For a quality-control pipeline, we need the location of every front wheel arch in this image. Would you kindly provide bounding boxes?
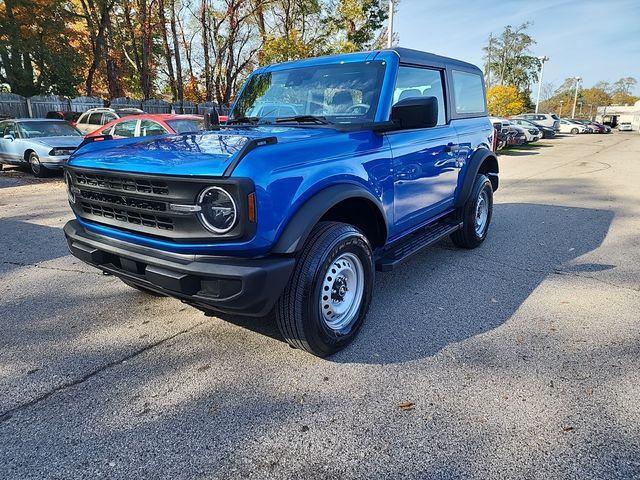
[272,185,388,254]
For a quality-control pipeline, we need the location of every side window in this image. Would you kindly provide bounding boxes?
[140,120,167,137]
[112,120,137,138]
[5,122,17,136]
[393,66,446,126]
[103,113,117,123]
[77,113,87,124]
[452,70,485,116]
[100,125,113,135]
[88,113,103,125]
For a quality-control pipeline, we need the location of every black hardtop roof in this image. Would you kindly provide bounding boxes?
[389,47,482,73]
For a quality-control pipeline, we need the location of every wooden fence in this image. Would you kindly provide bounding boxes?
[0,93,229,119]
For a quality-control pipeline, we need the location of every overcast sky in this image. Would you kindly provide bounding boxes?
[394,0,640,94]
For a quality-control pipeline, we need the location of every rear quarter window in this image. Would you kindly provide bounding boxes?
[451,70,486,116]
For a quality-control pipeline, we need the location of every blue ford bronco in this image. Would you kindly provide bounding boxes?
[63,48,498,357]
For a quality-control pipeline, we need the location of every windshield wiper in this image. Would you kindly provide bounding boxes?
[226,116,260,125]
[274,115,331,125]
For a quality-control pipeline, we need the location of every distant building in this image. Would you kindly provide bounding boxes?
[597,100,640,130]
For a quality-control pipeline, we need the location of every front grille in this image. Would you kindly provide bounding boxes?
[75,171,169,196]
[80,201,174,230]
[67,167,253,242]
[79,189,166,212]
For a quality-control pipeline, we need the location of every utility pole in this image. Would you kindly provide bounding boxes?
[387,0,394,48]
[535,56,549,113]
[571,77,581,118]
[486,33,493,87]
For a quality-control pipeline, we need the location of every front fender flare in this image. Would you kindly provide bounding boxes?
[454,148,499,208]
[271,184,387,254]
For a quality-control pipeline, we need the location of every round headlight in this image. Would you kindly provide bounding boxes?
[197,186,237,234]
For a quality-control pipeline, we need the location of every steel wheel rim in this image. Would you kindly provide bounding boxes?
[475,189,489,236]
[30,155,40,174]
[319,252,364,331]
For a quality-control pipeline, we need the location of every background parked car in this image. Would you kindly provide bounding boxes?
[510,118,556,139]
[559,119,587,134]
[568,119,599,133]
[491,117,528,146]
[618,122,633,131]
[513,113,560,131]
[86,114,205,139]
[0,118,83,177]
[570,119,608,133]
[507,118,546,141]
[45,111,82,125]
[75,107,144,134]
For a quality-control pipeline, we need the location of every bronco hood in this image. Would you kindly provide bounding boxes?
[68,126,338,176]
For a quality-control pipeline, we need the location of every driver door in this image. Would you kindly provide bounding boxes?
[386,66,461,235]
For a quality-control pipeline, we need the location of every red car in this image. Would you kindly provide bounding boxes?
[85,113,206,139]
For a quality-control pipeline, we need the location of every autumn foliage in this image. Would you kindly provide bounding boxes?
[486,85,525,117]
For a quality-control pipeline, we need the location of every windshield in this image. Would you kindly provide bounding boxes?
[18,121,82,138]
[230,60,387,124]
[166,118,205,134]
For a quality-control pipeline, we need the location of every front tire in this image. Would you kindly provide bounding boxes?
[451,174,493,249]
[275,222,374,357]
[571,128,579,135]
[29,152,50,178]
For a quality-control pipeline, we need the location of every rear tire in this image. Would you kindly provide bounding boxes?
[275,222,374,357]
[29,152,50,178]
[451,174,493,249]
[571,128,579,135]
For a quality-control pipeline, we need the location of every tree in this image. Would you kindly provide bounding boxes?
[0,0,85,95]
[78,0,120,97]
[611,77,638,105]
[486,85,524,117]
[482,23,540,93]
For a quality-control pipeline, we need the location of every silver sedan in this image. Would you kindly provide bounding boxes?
[0,119,84,177]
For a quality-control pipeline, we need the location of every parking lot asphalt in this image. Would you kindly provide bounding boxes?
[1,132,639,479]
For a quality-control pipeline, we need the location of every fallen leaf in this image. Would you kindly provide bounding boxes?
[398,401,415,411]
[585,388,593,396]
[491,298,498,303]
[562,426,574,432]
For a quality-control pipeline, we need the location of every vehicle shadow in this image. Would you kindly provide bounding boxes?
[222,203,614,364]
[0,219,70,272]
[0,166,62,189]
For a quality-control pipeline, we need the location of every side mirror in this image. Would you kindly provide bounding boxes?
[3,134,14,141]
[391,96,439,130]
[204,108,220,129]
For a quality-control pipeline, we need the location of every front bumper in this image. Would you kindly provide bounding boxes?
[63,220,295,316]
[41,155,70,169]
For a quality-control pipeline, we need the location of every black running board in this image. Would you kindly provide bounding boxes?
[376,220,462,272]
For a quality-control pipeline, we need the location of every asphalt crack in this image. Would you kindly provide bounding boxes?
[0,320,206,424]
[1,260,99,275]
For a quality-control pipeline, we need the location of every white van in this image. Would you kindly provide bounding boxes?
[75,107,143,134]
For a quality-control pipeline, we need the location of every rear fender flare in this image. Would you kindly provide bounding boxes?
[454,148,499,208]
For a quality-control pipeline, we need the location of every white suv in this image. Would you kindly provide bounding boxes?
[513,113,560,131]
[75,107,144,134]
